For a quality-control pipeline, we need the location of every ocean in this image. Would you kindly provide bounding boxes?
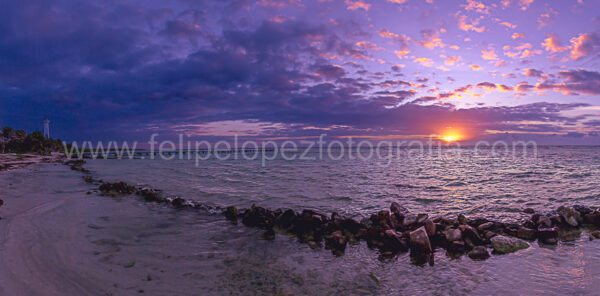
[1,146,600,294]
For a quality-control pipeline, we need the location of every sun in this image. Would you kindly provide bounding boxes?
[442,135,459,142]
[440,127,464,142]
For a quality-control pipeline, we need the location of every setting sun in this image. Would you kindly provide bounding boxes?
[440,127,465,142]
[442,135,459,142]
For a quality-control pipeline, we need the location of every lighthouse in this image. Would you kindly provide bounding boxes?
[44,118,50,138]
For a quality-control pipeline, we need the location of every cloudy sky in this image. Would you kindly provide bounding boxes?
[1,0,599,143]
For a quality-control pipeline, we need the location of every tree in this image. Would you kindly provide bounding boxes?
[1,127,15,140]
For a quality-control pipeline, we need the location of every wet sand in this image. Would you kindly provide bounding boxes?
[0,153,65,171]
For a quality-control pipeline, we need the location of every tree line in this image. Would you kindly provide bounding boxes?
[0,126,64,154]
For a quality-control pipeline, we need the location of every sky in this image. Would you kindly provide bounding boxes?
[0,0,599,144]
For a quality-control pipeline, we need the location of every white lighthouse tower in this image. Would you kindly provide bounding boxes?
[43,118,50,138]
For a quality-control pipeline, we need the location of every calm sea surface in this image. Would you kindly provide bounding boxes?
[79,146,600,294]
[4,146,600,295]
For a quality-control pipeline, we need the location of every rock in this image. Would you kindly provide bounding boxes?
[137,188,164,202]
[340,218,362,234]
[384,229,408,252]
[424,219,436,237]
[536,215,552,228]
[503,224,520,237]
[224,206,239,222]
[557,206,581,227]
[459,225,483,245]
[477,222,494,232]
[517,227,537,240]
[409,227,432,253]
[274,209,296,229]
[291,210,325,235]
[591,230,600,239]
[326,230,348,251]
[537,227,558,244]
[447,240,465,253]
[444,228,462,242]
[458,214,468,225]
[549,214,562,226]
[573,205,592,215]
[416,214,429,224]
[523,219,536,229]
[372,210,392,229]
[403,214,418,226]
[242,205,276,228]
[98,182,136,195]
[523,208,535,214]
[483,230,497,240]
[468,217,491,228]
[490,235,529,254]
[468,246,490,260]
[171,198,186,208]
[584,210,600,226]
[390,202,408,219]
[360,217,373,229]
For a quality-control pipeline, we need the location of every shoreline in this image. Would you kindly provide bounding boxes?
[0,152,65,172]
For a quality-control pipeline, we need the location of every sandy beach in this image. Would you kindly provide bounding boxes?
[0,153,65,172]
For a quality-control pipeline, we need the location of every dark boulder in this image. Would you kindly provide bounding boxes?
[424,219,436,237]
[416,214,429,224]
[457,214,468,225]
[557,206,581,227]
[477,222,494,232]
[444,228,462,242]
[99,182,136,195]
[523,219,536,229]
[516,227,537,240]
[390,202,408,219]
[383,229,409,252]
[538,227,558,245]
[403,214,418,227]
[468,246,490,260]
[137,188,164,202]
[274,209,296,229]
[447,240,465,253]
[325,231,348,253]
[459,225,484,245]
[584,210,600,226]
[573,205,592,215]
[372,210,392,230]
[409,227,432,253]
[290,210,326,235]
[535,215,552,228]
[171,198,186,208]
[224,206,239,222]
[242,205,275,228]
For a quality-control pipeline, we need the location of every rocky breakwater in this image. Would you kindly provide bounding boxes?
[224,202,600,265]
[64,160,600,266]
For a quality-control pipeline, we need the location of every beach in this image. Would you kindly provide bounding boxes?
[0,148,600,295]
[0,153,65,172]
